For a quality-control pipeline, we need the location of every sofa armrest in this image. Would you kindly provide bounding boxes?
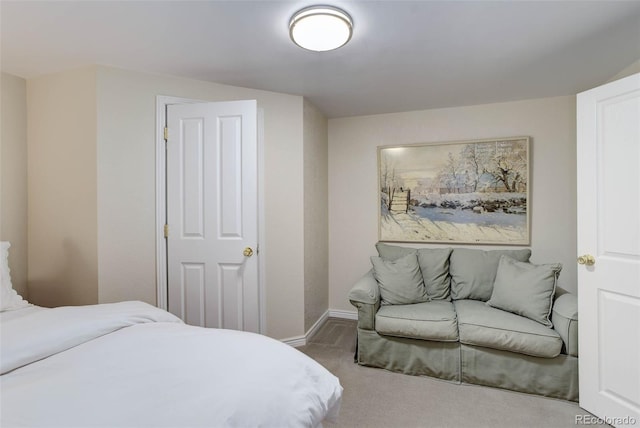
[552,293,578,357]
[348,269,379,304]
[348,269,381,330]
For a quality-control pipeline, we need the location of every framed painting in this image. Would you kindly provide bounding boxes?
[378,137,530,245]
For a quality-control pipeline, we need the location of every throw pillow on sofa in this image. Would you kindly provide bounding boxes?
[375,243,452,300]
[375,242,416,261]
[371,252,430,305]
[487,255,562,327]
[449,248,531,301]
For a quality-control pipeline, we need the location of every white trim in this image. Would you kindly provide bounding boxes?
[281,308,358,347]
[329,309,358,320]
[155,96,206,311]
[257,108,267,334]
[282,336,307,347]
[155,96,167,309]
[307,309,330,341]
[155,96,266,336]
[281,310,329,348]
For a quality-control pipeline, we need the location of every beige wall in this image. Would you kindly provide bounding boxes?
[95,66,306,340]
[303,99,329,331]
[0,73,28,298]
[26,67,98,307]
[21,65,310,340]
[328,96,578,312]
[608,58,640,82]
[23,64,616,337]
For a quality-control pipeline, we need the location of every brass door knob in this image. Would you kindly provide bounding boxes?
[243,247,254,257]
[577,254,595,266]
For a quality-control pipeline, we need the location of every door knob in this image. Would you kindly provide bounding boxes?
[243,247,254,257]
[577,254,595,266]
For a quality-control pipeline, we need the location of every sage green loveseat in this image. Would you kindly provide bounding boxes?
[348,244,579,401]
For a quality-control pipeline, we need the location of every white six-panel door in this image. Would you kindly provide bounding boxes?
[166,100,259,333]
[577,73,640,426]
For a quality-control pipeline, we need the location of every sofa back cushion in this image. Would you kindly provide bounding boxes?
[371,253,429,305]
[375,243,452,300]
[416,249,453,300]
[449,248,531,301]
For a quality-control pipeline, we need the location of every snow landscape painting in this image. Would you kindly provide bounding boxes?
[378,137,530,245]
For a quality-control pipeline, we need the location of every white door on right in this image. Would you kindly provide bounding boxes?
[577,72,640,427]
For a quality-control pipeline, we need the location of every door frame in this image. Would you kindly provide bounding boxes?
[155,95,267,333]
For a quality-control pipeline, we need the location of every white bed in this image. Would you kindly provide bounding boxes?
[0,243,342,427]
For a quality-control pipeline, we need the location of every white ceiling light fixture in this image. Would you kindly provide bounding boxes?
[289,5,353,52]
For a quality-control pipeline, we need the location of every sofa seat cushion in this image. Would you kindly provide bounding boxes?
[454,299,562,358]
[375,301,458,342]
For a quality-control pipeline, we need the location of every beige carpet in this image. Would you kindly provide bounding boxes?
[299,318,607,428]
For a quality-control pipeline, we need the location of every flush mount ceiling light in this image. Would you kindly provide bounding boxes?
[289,5,353,52]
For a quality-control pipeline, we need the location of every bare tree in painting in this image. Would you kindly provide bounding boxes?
[436,150,478,194]
[444,152,465,193]
[380,154,393,210]
[380,153,405,211]
[435,141,528,194]
[461,144,482,192]
[380,154,391,192]
[483,141,527,192]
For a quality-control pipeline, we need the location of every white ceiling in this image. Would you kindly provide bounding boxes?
[2,1,640,118]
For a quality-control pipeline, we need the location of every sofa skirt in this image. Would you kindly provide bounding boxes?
[356,329,579,401]
[461,344,579,402]
[356,329,460,382]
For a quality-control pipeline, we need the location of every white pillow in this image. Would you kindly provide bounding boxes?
[1,241,30,311]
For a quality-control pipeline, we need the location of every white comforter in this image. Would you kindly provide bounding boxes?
[0,302,342,427]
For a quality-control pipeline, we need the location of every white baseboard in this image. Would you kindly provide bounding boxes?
[329,309,358,320]
[282,336,307,347]
[307,309,330,341]
[281,309,329,347]
[281,308,357,347]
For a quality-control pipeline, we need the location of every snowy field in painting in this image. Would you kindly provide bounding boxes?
[380,192,528,244]
[380,210,527,243]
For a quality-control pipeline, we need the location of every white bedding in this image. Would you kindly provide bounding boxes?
[0,302,342,427]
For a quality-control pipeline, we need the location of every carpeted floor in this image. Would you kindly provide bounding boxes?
[299,318,607,428]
